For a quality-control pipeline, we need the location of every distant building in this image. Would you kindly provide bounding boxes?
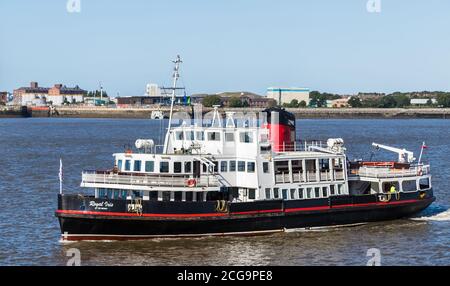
[327,97,350,108]
[13,82,49,106]
[219,92,275,108]
[266,87,310,105]
[117,96,160,107]
[146,84,161,97]
[410,98,437,106]
[0,92,7,105]
[13,82,86,106]
[47,84,86,105]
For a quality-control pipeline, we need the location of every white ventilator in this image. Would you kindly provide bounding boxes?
[135,139,155,150]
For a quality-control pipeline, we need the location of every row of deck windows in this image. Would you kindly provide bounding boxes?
[97,189,225,202]
[117,159,256,174]
[265,184,345,200]
[175,131,254,143]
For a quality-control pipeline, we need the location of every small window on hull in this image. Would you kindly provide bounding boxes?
[229,161,236,172]
[265,188,271,199]
[273,188,280,199]
[263,162,269,173]
[174,162,182,173]
[134,160,141,172]
[249,189,256,200]
[145,161,154,172]
[160,162,169,173]
[125,160,131,171]
[184,162,192,173]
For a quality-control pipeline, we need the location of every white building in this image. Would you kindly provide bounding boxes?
[410,98,437,106]
[146,83,161,97]
[266,87,310,105]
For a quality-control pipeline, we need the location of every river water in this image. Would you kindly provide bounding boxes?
[0,118,449,266]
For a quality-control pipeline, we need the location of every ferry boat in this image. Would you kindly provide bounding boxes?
[56,56,435,241]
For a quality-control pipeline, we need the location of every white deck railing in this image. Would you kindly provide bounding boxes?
[81,171,220,188]
[355,165,430,178]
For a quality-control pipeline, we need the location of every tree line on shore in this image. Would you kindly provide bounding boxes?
[202,91,450,108]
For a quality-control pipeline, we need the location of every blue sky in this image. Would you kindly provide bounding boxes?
[1,0,450,96]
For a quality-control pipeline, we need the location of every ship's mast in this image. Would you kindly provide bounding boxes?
[163,55,182,154]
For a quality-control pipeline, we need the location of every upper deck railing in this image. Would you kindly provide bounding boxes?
[81,170,220,188]
[351,164,430,179]
[262,140,331,153]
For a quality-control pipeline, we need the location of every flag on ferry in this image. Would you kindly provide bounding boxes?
[422,143,428,149]
[59,158,63,182]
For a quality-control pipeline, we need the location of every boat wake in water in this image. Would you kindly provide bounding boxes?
[411,205,450,221]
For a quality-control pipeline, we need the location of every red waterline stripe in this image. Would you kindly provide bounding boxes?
[55,210,227,218]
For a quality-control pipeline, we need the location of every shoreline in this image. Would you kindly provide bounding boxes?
[1,106,450,119]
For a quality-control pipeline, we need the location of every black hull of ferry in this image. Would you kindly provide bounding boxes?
[56,190,434,240]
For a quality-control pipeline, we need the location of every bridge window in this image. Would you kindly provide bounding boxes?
[263,162,269,173]
[419,178,430,190]
[220,161,228,172]
[207,132,221,141]
[239,132,253,143]
[184,162,192,173]
[125,160,131,171]
[117,160,123,170]
[247,162,255,173]
[174,162,182,173]
[145,161,154,172]
[134,160,142,172]
[160,161,169,173]
[238,161,246,172]
[225,133,235,142]
[196,131,204,141]
[402,180,417,192]
[229,161,236,172]
[175,131,184,140]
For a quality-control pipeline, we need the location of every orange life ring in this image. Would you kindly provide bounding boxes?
[187,179,197,187]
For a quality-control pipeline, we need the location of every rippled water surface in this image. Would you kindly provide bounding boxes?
[0,118,449,265]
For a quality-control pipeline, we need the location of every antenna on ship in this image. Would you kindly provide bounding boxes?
[163,55,182,154]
